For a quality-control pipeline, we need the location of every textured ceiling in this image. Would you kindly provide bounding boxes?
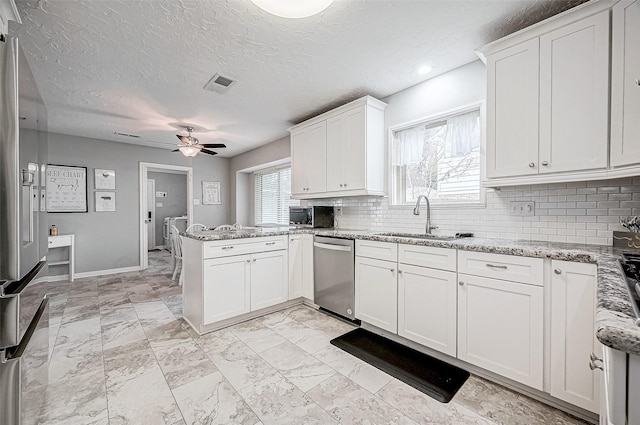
[12,0,585,157]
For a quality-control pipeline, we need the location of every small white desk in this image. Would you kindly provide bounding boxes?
[48,234,75,281]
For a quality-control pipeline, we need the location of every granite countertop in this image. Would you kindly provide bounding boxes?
[182,227,640,355]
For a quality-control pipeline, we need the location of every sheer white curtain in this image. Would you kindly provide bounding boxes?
[391,125,427,166]
[444,110,480,157]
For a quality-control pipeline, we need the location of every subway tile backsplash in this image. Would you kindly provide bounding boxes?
[308,177,640,246]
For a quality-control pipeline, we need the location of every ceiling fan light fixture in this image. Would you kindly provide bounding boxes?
[179,145,200,157]
[251,0,334,18]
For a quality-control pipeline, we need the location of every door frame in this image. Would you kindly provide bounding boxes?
[146,179,156,249]
[139,162,193,270]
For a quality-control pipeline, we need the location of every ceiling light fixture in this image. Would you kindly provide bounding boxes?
[418,65,433,75]
[178,145,200,157]
[251,0,334,18]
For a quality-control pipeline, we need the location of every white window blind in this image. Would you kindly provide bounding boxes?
[254,166,299,226]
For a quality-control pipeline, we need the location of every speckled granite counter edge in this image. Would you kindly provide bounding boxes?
[183,228,640,355]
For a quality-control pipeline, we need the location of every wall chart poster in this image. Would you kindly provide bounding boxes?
[95,191,116,212]
[46,165,88,213]
[202,181,221,205]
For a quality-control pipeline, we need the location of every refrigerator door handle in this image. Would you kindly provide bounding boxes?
[6,296,48,359]
[1,260,46,297]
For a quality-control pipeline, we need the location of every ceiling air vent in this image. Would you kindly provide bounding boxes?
[114,131,140,138]
[203,73,236,93]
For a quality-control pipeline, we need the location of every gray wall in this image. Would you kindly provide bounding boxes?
[148,171,187,247]
[228,136,291,225]
[47,132,229,275]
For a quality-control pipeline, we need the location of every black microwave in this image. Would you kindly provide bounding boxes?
[289,206,334,228]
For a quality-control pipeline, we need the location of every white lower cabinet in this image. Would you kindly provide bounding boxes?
[250,250,288,311]
[355,255,398,333]
[398,264,457,357]
[550,260,600,413]
[458,273,544,390]
[203,255,251,324]
[288,234,314,301]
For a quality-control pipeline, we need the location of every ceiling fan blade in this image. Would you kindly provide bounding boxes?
[176,135,189,145]
[171,149,180,152]
[200,149,218,156]
[200,143,226,148]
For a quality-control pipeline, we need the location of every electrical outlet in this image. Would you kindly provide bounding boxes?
[508,201,535,216]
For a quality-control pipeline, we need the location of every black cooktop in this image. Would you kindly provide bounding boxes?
[619,254,640,323]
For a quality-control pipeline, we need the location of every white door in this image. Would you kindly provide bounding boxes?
[550,260,600,413]
[250,250,288,311]
[291,121,327,195]
[458,274,544,390]
[146,179,155,249]
[203,255,251,324]
[326,107,366,192]
[355,256,398,333]
[486,38,539,178]
[539,11,609,174]
[611,0,640,167]
[398,264,457,357]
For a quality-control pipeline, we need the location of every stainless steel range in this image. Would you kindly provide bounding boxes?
[618,253,640,326]
[0,34,50,425]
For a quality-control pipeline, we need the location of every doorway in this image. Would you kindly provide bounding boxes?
[139,162,193,270]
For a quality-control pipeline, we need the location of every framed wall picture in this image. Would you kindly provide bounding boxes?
[95,168,116,189]
[95,191,116,212]
[46,165,88,213]
[202,181,221,205]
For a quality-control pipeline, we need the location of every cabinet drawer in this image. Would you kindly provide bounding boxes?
[48,235,72,248]
[203,236,287,259]
[458,251,543,286]
[398,244,456,272]
[356,240,397,262]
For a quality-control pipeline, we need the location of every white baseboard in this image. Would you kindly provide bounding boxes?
[47,265,142,282]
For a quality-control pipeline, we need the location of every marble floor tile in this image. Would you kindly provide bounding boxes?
[151,338,218,389]
[100,309,147,351]
[61,296,100,324]
[453,376,589,425]
[48,336,104,383]
[307,374,418,425]
[229,318,288,353]
[98,292,132,310]
[313,345,393,393]
[239,374,338,425]
[106,365,183,425]
[378,378,498,425]
[194,328,240,354]
[316,318,358,338]
[172,371,261,425]
[163,294,183,316]
[54,317,102,347]
[259,310,297,328]
[144,318,193,346]
[206,339,281,391]
[281,305,339,329]
[39,367,108,425]
[103,339,158,387]
[66,281,99,298]
[259,341,336,392]
[133,300,177,327]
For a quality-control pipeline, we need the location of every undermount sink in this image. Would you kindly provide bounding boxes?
[372,232,458,241]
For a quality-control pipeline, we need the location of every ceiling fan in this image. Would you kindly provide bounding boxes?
[172,126,226,157]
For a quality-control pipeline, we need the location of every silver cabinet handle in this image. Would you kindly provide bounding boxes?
[390,268,395,273]
[246,259,250,263]
[529,162,535,168]
[459,281,464,286]
[265,242,276,246]
[222,246,234,250]
[486,264,507,270]
[541,161,549,166]
[635,78,640,86]
[398,270,403,275]
[253,258,257,262]
[554,269,562,275]
[589,359,604,371]
[339,184,344,187]
[590,352,603,362]
[344,183,347,187]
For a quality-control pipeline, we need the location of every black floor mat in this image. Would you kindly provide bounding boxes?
[330,328,469,403]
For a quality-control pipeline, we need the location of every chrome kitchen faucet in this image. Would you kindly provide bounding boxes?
[414,194,438,235]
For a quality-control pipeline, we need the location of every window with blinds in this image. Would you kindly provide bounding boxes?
[254,166,299,226]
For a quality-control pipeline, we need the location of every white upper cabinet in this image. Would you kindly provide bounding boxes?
[291,121,327,195]
[289,95,386,199]
[611,1,640,168]
[539,11,609,174]
[480,2,615,186]
[486,39,540,178]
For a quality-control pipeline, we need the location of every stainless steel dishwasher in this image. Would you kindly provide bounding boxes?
[313,236,355,320]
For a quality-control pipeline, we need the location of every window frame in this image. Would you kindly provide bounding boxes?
[387,101,486,209]
[253,164,298,226]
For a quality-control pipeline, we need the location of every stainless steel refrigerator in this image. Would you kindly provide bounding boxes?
[0,33,50,425]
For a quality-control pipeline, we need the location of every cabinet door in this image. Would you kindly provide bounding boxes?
[288,236,303,299]
[203,255,251,324]
[251,250,288,311]
[539,11,609,174]
[550,260,600,413]
[326,107,366,192]
[291,122,327,195]
[398,264,457,357]
[301,234,314,301]
[611,1,640,167]
[458,274,543,390]
[486,38,539,178]
[355,256,398,333]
